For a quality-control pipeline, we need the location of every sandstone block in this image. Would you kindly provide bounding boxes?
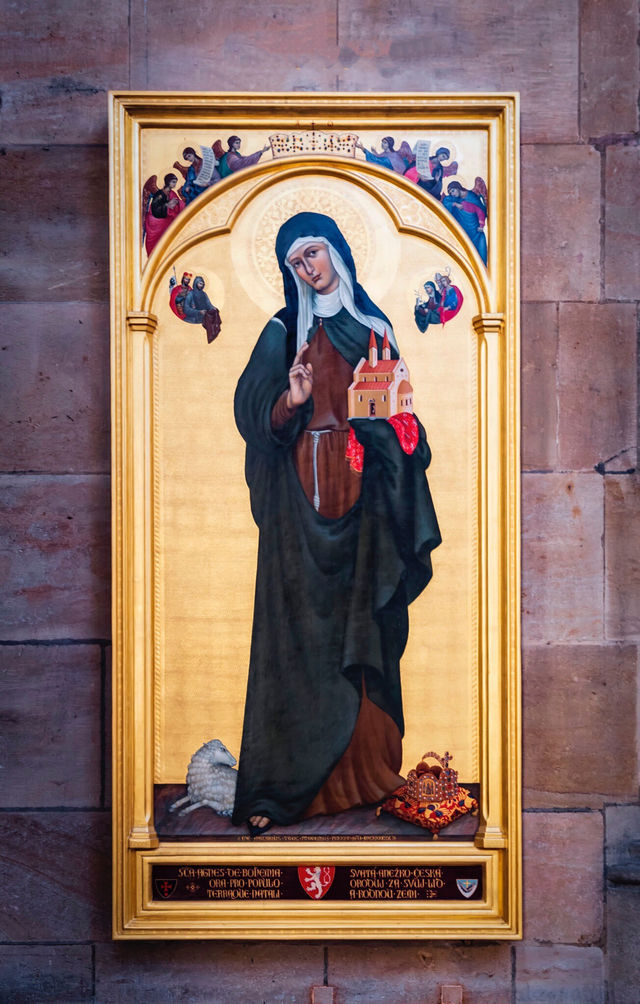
[95,941,324,1002]
[558,303,637,471]
[0,475,110,640]
[523,644,637,808]
[605,145,640,300]
[0,303,110,473]
[0,945,93,1003]
[337,0,578,143]
[521,302,558,471]
[523,811,603,943]
[0,812,110,941]
[0,644,102,807]
[311,989,334,1004]
[131,0,339,91]
[327,942,511,1003]
[522,145,600,301]
[580,0,639,139]
[0,1,128,144]
[605,805,640,868]
[605,475,640,638]
[0,147,109,303]
[606,886,640,1004]
[522,473,603,643]
[515,944,604,1003]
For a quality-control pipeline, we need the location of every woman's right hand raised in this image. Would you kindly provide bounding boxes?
[286,342,313,409]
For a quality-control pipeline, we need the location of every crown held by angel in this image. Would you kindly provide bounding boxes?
[141,132,488,264]
[355,137,488,264]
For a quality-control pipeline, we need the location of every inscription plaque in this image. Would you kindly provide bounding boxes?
[152,863,483,902]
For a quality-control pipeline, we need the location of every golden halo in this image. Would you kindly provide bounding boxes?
[251,187,371,296]
[429,137,459,166]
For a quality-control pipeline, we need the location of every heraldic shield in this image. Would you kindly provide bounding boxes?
[154,878,177,900]
[298,866,336,900]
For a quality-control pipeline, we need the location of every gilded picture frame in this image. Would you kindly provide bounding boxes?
[110,91,521,939]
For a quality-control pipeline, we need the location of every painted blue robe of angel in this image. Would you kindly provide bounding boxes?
[174,145,221,205]
[355,136,415,174]
[443,181,488,265]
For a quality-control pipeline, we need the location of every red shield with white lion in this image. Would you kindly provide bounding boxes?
[297,866,336,900]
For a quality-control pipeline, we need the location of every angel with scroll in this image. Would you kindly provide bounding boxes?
[404,143,459,200]
[172,145,221,205]
[141,172,184,256]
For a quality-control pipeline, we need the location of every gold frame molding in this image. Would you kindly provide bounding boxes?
[110,92,521,939]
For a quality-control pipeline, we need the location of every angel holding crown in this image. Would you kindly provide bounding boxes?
[213,136,271,178]
[355,136,414,174]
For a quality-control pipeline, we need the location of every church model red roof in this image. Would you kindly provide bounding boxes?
[347,330,414,420]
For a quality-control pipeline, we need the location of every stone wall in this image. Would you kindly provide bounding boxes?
[1,1,638,1000]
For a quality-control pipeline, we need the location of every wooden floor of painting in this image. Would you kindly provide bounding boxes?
[154,784,481,841]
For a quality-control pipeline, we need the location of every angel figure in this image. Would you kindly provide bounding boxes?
[404,144,459,200]
[141,173,184,255]
[443,180,488,264]
[172,145,221,205]
[213,136,271,178]
[355,136,415,174]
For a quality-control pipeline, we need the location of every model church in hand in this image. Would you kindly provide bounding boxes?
[348,330,414,419]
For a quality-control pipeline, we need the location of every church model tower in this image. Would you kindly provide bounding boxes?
[348,330,414,419]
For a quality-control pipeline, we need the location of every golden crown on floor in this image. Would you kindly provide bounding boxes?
[379,750,478,835]
[405,751,459,805]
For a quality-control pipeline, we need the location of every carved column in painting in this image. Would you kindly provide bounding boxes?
[472,312,508,851]
[125,311,159,850]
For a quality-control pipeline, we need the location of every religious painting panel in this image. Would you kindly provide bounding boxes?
[110,92,520,939]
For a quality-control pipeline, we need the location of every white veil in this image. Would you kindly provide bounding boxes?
[285,236,397,353]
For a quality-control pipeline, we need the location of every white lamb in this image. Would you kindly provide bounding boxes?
[169,739,238,817]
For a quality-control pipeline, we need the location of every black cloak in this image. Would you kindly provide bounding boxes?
[232,216,441,827]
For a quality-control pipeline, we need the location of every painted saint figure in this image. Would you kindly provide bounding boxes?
[356,136,414,174]
[169,270,193,318]
[443,182,488,264]
[177,146,221,205]
[405,147,458,200]
[414,281,442,333]
[143,173,183,255]
[215,136,270,178]
[414,270,463,333]
[183,275,222,343]
[232,212,441,835]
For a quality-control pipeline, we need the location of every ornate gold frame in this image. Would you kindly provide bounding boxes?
[110,92,521,939]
